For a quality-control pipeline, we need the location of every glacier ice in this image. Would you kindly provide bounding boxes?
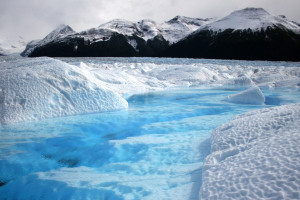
[0,56,300,199]
[0,57,128,124]
[1,56,300,124]
[224,86,265,105]
[201,103,300,199]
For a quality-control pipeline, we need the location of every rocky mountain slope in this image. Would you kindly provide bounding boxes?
[22,16,211,57]
[164,8,300,61]
[22,8,300,61]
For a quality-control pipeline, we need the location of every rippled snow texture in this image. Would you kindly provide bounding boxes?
[200,103,300,199]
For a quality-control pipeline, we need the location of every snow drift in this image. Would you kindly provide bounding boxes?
[200,103,300,199]
[0,57,128,124]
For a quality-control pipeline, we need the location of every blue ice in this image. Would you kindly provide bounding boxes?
[0,87,300,200]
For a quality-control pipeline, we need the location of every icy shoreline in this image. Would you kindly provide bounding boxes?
[200,103,300,199]
[0,56,300,199]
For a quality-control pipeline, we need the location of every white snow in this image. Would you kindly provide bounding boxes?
[67,58,300,95]
[98,19,140,37]
[127,39,139,52]
[159,16,213,43]
[94,16,212,44]
[200,103,300,199]
[20,7,300,55]
[0,57,128,124]
[22,24,75,56]
[203,7,300,32]
[224,86,265,105]
[1,57,300,124]
[0,56,300,199]
[137,19,160,41]
[20,16,212,55]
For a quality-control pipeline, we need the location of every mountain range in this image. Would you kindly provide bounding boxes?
[17,8,300,61]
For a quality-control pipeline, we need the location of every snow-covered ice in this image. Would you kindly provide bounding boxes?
[0,56,300,199]
[60,57,300,95]
[201,103,300,199]
[2,56,298,124]
[0,57,128,124]
[224,86,265,105]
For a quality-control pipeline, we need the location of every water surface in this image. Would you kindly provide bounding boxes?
[0,87,299,200]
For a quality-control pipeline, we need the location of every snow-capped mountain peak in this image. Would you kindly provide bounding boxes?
[79,16,208,44]
[21,7,300,60]
[21,24,75,56]
[204,7,300,32]
[42,24,75,43]
[98,19,142,37]
[137,19,160,40]
[167,15,211,26]
[159,16,213,43]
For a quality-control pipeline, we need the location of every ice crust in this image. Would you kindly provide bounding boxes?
[200,103,300,199]
[225,86,265,105]
[0,57,128,124]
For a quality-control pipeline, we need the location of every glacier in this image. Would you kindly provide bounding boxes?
[1,56,300,123]
[224,86,265,105]
[0,57,128,124]
[0,56,300,199]
[201,103,300,199]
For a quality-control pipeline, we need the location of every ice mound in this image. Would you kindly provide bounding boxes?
[224,86,265,105]
[0,57,128,124]
[200,103,300,199]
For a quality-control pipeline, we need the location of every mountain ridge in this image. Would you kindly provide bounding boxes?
[21,7,300,61]
[164,7,300,61]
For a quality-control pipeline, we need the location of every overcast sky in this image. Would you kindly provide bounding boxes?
[1,0,300,41]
